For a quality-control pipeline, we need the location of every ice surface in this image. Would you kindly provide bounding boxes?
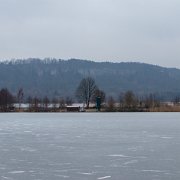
[0,113,180,180]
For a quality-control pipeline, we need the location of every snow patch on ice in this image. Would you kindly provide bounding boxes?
[78,172,95,175]
[124,160,138,165]
[98,176,111,179]
[55,174,69,178]
[8,171,25,174]
[108,154,129,158]
[20,147,37,152]
[160,136,173,139]
[141,170,166,173]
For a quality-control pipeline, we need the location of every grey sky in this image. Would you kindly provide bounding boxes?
[0,0,180,68]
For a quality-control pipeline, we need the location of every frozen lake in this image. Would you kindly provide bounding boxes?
[0,113,180,180]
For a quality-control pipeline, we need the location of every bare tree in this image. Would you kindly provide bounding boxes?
[118,92,124,110]
[0,88,14,112]
[92,89,106,104]
[123,91,138,109]
[59,98,65,110]
[52,97,59,111]
[106,96,115,111]
[144,94,160,108]
[42,96,50,111]
[76,77,97,108]
[173,96,180,105]
[32,97,40,112]
[27,96,33,111]
[17,88,24,110]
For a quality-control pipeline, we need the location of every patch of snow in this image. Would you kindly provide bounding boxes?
[98,176,111,179]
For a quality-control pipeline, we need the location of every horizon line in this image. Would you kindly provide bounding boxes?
[0,57,178,70]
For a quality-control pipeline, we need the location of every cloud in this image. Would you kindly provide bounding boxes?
[0,0,180,68]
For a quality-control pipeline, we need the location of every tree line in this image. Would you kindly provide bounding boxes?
[0,88,73,112]
[0,76,179,112]
[75,77,161,112]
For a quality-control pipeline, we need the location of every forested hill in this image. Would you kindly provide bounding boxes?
[0,58,180,100]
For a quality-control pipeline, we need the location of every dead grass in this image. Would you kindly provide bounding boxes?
[149,105,180,112]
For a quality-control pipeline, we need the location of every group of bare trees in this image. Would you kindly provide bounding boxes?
[0,76,163,112]
[0,87,74,112]
[107,91,160,112]
[75,77,105,108]
[75,77,160,111]
[27,96,73,112]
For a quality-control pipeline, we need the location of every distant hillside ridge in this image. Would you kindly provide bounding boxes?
[0,58,180,100]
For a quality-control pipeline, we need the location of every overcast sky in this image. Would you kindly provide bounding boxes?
[0,0,180,68]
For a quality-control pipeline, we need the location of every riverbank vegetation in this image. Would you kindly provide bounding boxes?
[0,77,180,112]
